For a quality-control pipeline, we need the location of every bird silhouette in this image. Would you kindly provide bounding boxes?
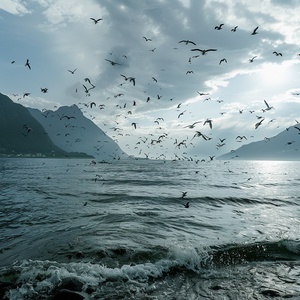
[143,36,152,41]
[105,59,121,66]
[183,202,189,208]
[273,51,282,56]
[231,26,238,32]
[203,118,213,129]
[25,59,31,70]
[121,74,136,86]
[255,118,264,129]
[251,26,259,35]
[184,121,202,128]
[248,56,257,63]
[214,23,224,30]
[68,68,77,74]
[263,100,273,111]
[219,58,227,65]
[90,18,102,24]
[191,48,217,55]
[178,40,196,45]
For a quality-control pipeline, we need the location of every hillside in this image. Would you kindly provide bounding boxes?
[0,93,90,157]
[217,124,300,161]
[28,105,128,160]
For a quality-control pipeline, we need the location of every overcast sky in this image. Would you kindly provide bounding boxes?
[1,0,300,160]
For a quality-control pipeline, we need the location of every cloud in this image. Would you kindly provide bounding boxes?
[0,0,30,15]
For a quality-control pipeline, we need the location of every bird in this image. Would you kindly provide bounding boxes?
[184,121,202,129]
[178,111,186,118]
[120,74,136,86]
[191,48,217,55]
[152,77,158,83]
[192,131,210,140]
[203,119,213,129]
[186,70,194,74]
[105,59,121,66]
[263,100,273,111]
[251,26,259,35]
[182,191,187,198]
[214,23,224,30]
[143,36,152,41]
[25,59,31,70]
[197,91,209,96]
[68,68,77,74]
[248,56,257,63]
[273,51,282,56]
[40,88,48,93]
[183,202,189,208]
[90,18,102,24]
[231,26,238,32]
[23,92,30,98]
[255,118,264,129]
[132,122,137,129]
[219,58,227,65]
[178,40,196,45]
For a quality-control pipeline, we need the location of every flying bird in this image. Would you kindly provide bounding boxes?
[40,88,48,93]
[273,51,282,56]
[68,68,77,74]
[191,48,217,55]
[219,58,227,65]
[248,56,257,63]
[132,122,137,129]
[184,121,202,129]
[255,118,264,129]
[105,59,121,66]
[263,100,273,111]
[178,40,196,45]
[231,26,238,32]
[203,118,213,129]
[251,26,259,35]
[143,36,152,41]
[25,59,31,70]
[90,18,102,24]
[214,23,224,30]
[178,111,186,118]
[120,74,136,86]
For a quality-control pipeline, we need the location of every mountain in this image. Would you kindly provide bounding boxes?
[0,93,90,158]
[217,124,300,161]
[28,105,128,160]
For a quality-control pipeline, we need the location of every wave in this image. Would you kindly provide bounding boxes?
[1,239,300,299]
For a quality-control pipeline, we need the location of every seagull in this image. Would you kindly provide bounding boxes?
[23,92,30,98]
[186,70,194,74]
[255,118,264,129]
[184,121,202,128]
[231,26,238,32]
[132,122,137,129]
[273,51,283,56]
[121,74,136,86]
[192,131,210,140]
[25,59,31,70]
[203,118,213,129]
[105,59,121,66]
[251,26,259,35]
[197,91,209,96]
[219,58,227,65]
[143,36,152,41]
[191,48,217,55]
[214,23,224,30]
[90,18,102,24]
[182,191,187,198]
[68,68,77,74]
[40,88,48,93]
[178,110,186,118]
[178,40,196,45]
[248,56,257,63]
[183,202,189,208]
[263,100,273,111]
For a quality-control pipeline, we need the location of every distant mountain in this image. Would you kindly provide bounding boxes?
[218,125,300,161]
[0,93,90,158]
[28,105,128,160]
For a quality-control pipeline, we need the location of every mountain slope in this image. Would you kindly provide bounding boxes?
[217,124,300,161]
[28,105,128,160]
[0,93,85,157]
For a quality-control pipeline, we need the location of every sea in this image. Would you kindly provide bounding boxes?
[1,157,300,300]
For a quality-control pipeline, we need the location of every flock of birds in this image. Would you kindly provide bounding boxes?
[9,15,300,164]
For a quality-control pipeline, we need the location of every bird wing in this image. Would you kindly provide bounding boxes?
[264,100,270,108]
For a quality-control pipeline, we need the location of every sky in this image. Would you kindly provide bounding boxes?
[1,0,300,160]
